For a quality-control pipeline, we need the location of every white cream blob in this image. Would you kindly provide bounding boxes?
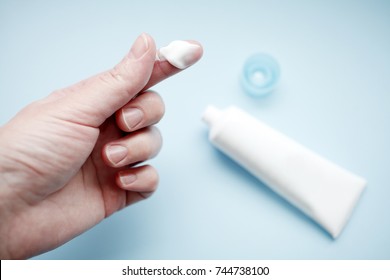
[156,40,200,69]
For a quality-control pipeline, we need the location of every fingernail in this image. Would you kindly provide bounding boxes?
[129,33,149,60]
[106,145,127,165]
[122,108,143,130]
[139,192,153,199]
[119,173,137,187]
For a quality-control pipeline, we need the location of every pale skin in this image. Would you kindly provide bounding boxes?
[0,33,203,259]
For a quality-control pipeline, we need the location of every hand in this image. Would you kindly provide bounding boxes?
[0,33,203,259]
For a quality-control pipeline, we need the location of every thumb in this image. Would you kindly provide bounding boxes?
[50,33,156,127]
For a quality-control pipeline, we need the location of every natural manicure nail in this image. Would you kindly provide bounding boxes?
[106,145,127,165]
[129,33,149,60]
[122,108,143,130]
[119,173,137,187]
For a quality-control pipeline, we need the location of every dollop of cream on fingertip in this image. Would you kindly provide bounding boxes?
[156,40,201,69]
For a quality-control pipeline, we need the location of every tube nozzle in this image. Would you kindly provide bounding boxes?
[202,105,222,127]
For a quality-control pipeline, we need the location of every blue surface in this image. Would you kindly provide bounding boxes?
[1,0,390,259]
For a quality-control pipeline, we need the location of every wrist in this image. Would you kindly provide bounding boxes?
[0,163,30,259]
[0,138,30,205]
[0,156,17,203]
[0,167,13,259]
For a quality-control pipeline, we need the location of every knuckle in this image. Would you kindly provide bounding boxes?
[128,127,163,164]
[146,166,160,190]
[100,67,126,86]
[149,125,162,138]
[155,98,165,118]
[138,166,159,199]
[138,91,166,119]
[139,142,154,159]
[149,92,165,118]
[150,127,163,155]
[135,136,155,160]
[151,174,159,189]
[49,89,67,99]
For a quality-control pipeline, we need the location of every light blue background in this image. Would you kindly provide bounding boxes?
[1,0,389,259]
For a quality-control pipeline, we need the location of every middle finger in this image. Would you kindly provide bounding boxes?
[116,90,165,132]
[103,126,162,168]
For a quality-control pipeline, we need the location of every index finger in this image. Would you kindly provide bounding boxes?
[142,40,203,91]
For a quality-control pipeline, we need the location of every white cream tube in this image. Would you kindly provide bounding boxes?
[202,105,366,238]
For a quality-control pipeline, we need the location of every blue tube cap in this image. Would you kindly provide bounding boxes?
[240,53,280,97]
